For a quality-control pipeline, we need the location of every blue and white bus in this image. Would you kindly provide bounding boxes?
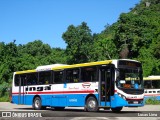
[144,76,160,101]
[12,59,144,112]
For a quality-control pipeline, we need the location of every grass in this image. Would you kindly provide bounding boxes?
[0,92,10,102]
[0,96,10,102]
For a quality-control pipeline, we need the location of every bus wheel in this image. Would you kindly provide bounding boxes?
[85,96,98,112]
[33,97,42,110]
[54,107,65,111]
[111,107,123,112]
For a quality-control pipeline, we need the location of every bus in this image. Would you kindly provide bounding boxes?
[144,76,160,101]
[11,59,144,112]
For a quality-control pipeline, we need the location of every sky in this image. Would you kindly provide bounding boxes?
[0,0,140,49]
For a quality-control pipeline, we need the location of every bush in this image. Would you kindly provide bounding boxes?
[0,95,9,102]
[0,82,10,102]
[145,97,160,105]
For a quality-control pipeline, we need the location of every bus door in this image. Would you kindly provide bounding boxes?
[51,70,67,107]
[18,75,26,104]
[99,66,112,106]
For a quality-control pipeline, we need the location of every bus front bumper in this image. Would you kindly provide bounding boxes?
[110,94,144,108]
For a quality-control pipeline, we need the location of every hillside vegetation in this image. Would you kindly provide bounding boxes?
[0,0,159,101]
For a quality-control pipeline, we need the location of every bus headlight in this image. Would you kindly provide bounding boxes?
[117,93,126,100]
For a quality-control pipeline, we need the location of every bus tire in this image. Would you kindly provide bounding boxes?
[32,97,43,110]
[85,96,98,112]
[111,107,123,112]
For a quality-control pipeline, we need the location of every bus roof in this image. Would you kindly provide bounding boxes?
[143,76,160,80]
[52,60,112,70]
[36,64,66,71]
[15,70,36,74]
[14,59,143,74]
[15,60,113,74]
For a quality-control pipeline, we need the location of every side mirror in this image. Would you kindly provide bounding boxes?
[115,68,120,77]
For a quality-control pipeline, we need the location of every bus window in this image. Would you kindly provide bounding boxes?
[54,71,63,83]
[144,80,152,89]
[152,80,160,89]
[66,69,79,83]
[14,74,27,86]
[20,75,27,86]
[81,67,97,82]
[38,71,51,85]
[27,73,38,85]
[14,75,19,86]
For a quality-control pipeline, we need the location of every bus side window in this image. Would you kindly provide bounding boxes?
[14,74,19,86]
[144,81,152,89]
[152,80,160,89]
[66,70,72,83]
[19,75,27,86]
[38,71,51,85]
[27,73,38,85]
[81,67,97,82]
[73,69,79,82]
[54,71,63,83]
[14,74,27,86]
[66,69,79,83]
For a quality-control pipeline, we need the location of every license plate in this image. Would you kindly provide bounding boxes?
[133,101,138,104]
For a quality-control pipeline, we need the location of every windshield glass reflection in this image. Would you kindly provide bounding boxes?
[117,68,143,89]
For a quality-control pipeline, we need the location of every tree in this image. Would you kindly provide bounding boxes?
[62,22,94,64]
[92,33,118,61]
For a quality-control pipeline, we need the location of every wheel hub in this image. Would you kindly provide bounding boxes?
[35,100,40,108]
[88,100,96,108]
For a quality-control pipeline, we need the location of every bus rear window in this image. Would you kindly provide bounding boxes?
[14,75,19,86]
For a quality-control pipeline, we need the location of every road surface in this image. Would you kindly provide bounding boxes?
[0,102,159,120]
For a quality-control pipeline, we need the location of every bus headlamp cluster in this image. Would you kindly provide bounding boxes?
[117,93,126,100]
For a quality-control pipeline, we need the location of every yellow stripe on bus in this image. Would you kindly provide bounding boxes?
[52,60,112,70]
[15,70,36,74]
[15,60,112,73]
[143,77,160,81]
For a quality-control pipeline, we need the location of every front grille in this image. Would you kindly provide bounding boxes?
[128,100,143,104]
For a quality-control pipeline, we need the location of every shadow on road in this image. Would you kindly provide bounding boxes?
[14,107,141,114]
[8,108,146,117]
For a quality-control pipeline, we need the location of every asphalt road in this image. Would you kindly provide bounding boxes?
[0,102,160,120]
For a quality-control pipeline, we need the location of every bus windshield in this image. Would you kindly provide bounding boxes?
[117,68,143,89]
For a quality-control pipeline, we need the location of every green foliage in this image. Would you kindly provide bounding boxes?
[62,22,94,64]
[0,95,10,102]
[0,0,160,101]
[145,98,160,105]
[106,0,160,76]
[62,22,118,63]
[0,82,10,102]
[92,33,118,61]
[0,40,66,101]
[62,0,160,73]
